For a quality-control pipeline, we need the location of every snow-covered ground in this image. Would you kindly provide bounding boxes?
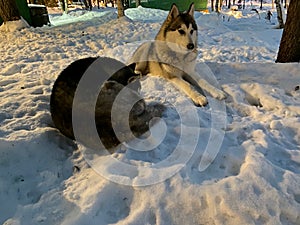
[1,3,300,225]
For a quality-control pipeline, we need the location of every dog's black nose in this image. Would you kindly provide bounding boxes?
[187,43,194,50]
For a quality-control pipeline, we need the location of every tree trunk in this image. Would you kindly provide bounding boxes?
[136,0,140,7]
[276,0,300,62]
[117,0,124,18]
[64,0,68,12]
[275,0,285,29]
[215,0,219,12]
[60,0,68,13]
[219,0,223,9]
[87,0,93,10]
[0,0,20,22]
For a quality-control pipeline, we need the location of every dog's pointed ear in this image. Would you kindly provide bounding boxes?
[187,3,195,17]
[167,4,179,20]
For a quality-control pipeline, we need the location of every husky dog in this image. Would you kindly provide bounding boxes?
[131,3,226,106]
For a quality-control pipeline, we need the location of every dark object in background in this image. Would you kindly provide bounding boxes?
[265,10,272,21]
[50,57,164,152]
[28,4,50,27]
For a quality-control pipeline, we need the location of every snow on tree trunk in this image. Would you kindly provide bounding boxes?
[0,0,20,22]
[136,0,140,7]
[64,0,69,12]
[85,0,93,10]
[276,0,300,63]
[60,0,68,13]
[275,0,285,28]
[117,0,124,18]
[215,0,219,12]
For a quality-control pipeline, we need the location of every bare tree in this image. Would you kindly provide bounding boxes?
[117,0,124,18]
[214,0,222,12]
[85,0,93,10]
[136,0,140,7]
[215,0,219,12]
[0,0,20,22]
[275,0,285,28]
[276,0,300,62]
[260,0,263,9]
[59,0,68,13]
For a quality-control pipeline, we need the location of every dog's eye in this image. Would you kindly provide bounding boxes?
[190,30,194,35]
[178,29,185,35]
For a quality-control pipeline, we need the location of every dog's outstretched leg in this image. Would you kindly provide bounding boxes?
[170,77,208,106]
[188,71,226,100]
[197,78,227,100]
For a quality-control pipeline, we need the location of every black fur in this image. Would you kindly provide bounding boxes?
[50,57,164,151]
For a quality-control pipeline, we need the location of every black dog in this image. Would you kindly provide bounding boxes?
[265,10,272,22]
[50,57,164,152]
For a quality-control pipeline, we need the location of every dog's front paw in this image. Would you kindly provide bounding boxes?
[192,95,208,107]
[211,89,227,100]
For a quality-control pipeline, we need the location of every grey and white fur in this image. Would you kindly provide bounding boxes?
[131,3,226,106]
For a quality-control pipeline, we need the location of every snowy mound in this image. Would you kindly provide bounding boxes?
[0,4,299,225]
[0,17,29,32]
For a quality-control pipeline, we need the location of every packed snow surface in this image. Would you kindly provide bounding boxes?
[0,3,300,225]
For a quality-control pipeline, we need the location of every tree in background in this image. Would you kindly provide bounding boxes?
[83,0,93,10]
[136,0,140,7]
[260,0,263,9]
[211,0,222,12]
[215,0,220,12]
[0,0,20,22]
[276,0,300,62]
[43,0,58,7]
[59,0,68,13]
[274,0,284,28]
[117,0,124,18]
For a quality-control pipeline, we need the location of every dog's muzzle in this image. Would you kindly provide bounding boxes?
[187,43,195,50]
